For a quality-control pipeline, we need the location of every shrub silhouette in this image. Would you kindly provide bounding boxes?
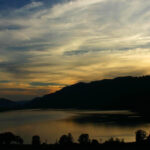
[59,133,73,144]
[91,139,99,145]
[15,136,24,144]
[32,135,41,145]
[78,134,90,144]
[136,130,147,143]
[146,134,150,142]
[104,137,124,144]
[0,132,23,144]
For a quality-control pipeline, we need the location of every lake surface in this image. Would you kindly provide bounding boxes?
[0,109,150,144]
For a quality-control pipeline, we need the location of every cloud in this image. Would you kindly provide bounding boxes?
[64,50,90,56]
[0,80,11,83]
[30,82,67,86]
[22,1,43,10]
[1,0,150,100]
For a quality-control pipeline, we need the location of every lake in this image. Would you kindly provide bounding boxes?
[0,109,150,144]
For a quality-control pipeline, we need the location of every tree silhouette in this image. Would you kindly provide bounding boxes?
[104,137,124,144]
[59,133,73,144]
[91,139,99,145]
[136,130,147,143]
[15,136,24,144]
[32,135,41,145]
[0,132,23,145]
[78,134,90,144]
[68,133,73,144]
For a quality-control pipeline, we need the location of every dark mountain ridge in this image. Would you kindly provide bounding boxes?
[0,98,29,111]
[27,76,150,114]
[1,76,150,114]
[0,98,16,108]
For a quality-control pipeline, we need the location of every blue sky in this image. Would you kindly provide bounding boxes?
[1,0,150,100]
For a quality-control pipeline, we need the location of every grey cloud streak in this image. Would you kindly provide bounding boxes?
[1,0,150,100]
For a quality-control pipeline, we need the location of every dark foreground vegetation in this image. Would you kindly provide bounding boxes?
[1,129,150,150]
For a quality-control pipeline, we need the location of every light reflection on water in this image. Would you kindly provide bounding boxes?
[0,109,150,144]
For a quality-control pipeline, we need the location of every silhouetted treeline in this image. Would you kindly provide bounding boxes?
[1,129,150,149]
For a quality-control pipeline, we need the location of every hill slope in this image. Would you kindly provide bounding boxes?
[28,76,150,113]
[0,98,16,108]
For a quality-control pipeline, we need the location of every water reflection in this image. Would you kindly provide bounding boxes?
[68,112,150,127]
[0,109,150,143]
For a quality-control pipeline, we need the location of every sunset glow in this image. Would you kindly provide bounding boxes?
[1,0,150,100]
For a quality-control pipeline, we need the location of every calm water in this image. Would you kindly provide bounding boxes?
[0,109,150,144]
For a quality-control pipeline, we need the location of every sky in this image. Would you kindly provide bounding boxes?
[1,0,150,101]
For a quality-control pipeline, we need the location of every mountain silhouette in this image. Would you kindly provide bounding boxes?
[26,76,150,114]
[0,76,150,114]
[0,98,16,109]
